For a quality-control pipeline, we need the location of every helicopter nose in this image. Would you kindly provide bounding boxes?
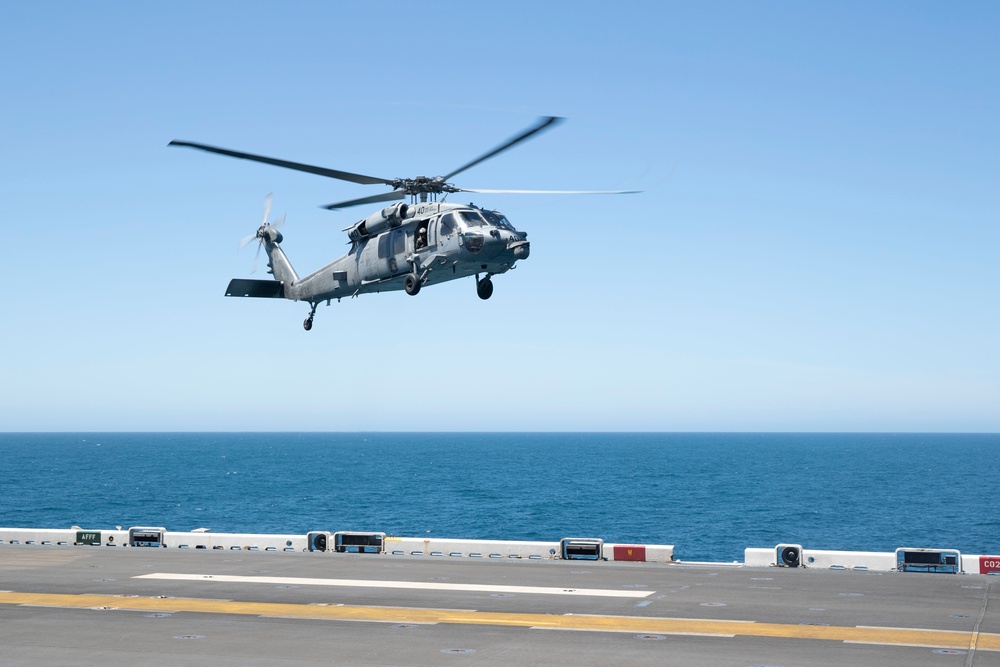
[495,229,529,261]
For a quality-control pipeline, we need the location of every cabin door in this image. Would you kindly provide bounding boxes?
[377,228,408,279]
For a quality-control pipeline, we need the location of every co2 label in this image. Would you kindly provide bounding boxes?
[979,556,1000,574]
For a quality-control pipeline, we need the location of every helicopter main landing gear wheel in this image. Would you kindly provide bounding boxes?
[404,273,422,296]
[477,276,494,300]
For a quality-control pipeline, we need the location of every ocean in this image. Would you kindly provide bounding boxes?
[0,432,997,563]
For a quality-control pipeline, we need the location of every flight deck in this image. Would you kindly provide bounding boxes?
[1,528,998,666]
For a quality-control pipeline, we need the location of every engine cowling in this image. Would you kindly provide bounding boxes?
[348,203,408,241]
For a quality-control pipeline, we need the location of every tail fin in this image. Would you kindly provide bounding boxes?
[261,235,299,286]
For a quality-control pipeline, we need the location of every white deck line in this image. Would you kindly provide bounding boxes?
[134,573,654,598]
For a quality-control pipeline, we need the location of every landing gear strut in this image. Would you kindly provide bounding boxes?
[304,303,317,331]
[476,275,494,300]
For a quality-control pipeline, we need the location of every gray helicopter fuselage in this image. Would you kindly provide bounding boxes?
[178,115,633,329]
[266,201,528,304]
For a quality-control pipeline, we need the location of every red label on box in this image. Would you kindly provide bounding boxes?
[980,556,1000,574]
[614,545,646,562]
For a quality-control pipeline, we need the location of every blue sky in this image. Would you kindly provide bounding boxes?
[1,2,997,431]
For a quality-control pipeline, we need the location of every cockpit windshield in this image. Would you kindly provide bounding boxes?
[482,210,516,231]
[455,208,516,231]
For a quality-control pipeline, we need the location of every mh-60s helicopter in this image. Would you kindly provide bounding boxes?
[170,117,636,330]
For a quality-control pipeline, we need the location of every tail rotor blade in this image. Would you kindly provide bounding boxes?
[261,193,273,227]
[240,194,280,269]
[251,240,263,274]
[238,232,257,250]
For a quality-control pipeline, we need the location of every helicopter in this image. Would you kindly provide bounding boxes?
[170,116,637,330]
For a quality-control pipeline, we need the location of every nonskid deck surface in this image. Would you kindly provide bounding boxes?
[0,546,996,666]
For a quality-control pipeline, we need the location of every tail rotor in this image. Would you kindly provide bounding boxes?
[240,193,285,273]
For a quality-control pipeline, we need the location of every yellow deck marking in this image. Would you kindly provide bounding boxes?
[1,591,997,651]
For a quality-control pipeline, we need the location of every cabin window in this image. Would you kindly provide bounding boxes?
[392,229,405,256]
[415,221,430,250]
[377,232,391,259]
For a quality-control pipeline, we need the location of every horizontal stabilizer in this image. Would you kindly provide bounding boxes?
[225,279,285,299]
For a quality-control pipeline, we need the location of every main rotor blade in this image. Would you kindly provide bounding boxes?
[458,187,641,195]
[321,190,405,211]
[169,140,392,186]
[441,116,564,182]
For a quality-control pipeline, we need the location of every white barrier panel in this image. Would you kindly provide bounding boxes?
[0,527,129,547]
[744,546,994,572]
[165,531,305,551]
[0,528,305,551]
[3,526,992,572]
[745,547,776,567]
[746,547,895,570]
[381,538,675,562]
[802,549,897,570]
[24,528,929,567]
[383,537,560,559]
[0,527,675,561]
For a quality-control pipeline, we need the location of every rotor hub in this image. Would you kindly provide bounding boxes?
[257,225,282,244]
[390,176,457,196]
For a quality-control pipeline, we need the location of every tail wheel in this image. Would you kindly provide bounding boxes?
[303,317,313,331]
[404,273,421,296]
[477,277,494,300]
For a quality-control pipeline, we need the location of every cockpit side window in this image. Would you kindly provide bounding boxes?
[439,213,456,237]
